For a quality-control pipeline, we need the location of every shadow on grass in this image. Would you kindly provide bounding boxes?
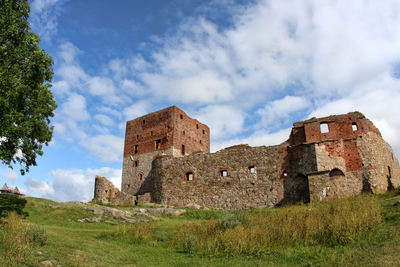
[0,194,28,217]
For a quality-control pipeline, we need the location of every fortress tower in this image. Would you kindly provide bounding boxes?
[121,106,210,198]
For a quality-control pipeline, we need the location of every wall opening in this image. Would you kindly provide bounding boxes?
[143,120,146,124]
[249,166,255,173]
[134,145,138,154]
[203,129,205,134]
[352,122,358,131]
[283,171,288,177]
[320,122,329,133]
[328,168,345,197]
[181,145,185,155]
[151,131,153,136]
[196,124,199,129]
[155,139,161,149]
[285,174,310,203]
[136,135,139,140]
[185,172,194,181]
[133,161,138,167]
[200,140,202,144]
[220,170,228,177]
[180,114,183,119]
[183,131,185,135]
[139,173,143,181]
[388,166,394,191]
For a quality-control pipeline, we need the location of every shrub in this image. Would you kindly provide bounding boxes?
[0,211,46,266]
[27,226,47,247]
[171,195,383,256]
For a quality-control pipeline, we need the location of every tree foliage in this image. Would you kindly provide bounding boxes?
[0,0,57,174]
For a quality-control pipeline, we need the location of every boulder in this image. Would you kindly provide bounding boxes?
[136,213,158,220]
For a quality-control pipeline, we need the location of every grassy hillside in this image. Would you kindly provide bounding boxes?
[1,189,400,266]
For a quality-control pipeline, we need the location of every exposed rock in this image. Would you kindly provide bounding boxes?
[132,208,147,213]
[83,207,104,215]
[145,208,186,216]
[39,260,53,266]
[104,207,125,219]
[136,213,158,220]
[92,216,101,222]
[184,203,201,209]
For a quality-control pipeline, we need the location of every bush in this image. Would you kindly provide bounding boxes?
[171,195,383,256]
[0,194,28,217]
[0,211,46,266]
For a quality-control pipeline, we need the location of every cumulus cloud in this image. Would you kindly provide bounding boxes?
[24,168,122,202]
[195,105,245,142]
[0,169,19,182]
[80,135,124,163]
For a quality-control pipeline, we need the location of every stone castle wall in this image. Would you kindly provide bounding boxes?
[95,109,400,209]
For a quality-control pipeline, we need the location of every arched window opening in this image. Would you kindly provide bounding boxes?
[352,122,358,131]
[155,139,161,149]
[320,122,329,133]
[329,168,345,178]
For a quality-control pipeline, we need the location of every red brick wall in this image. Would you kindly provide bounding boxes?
[123,107,175,158]
[172,106,210,155]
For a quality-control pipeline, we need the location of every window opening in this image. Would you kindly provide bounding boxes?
[352,122,358,131]
[127,184,130,188]
[320,122,329,133]
[283,171,288,177]
[249,166,255,173]
[200,140,202,144]
[105,190,108,193]
[134,145,138,154]
[183,131,185,135]
[196,124,199,129]
[185,172,194,181]
[203,129,205,134]
[143,120,145,124]
[220,170,228,177]
[180,114,183,119]
[155,139,161,149]
[181,145,185,155]
[139,173,143,181]
[135,161,138,167]
[151,131,153,136]
[136,135,139,140]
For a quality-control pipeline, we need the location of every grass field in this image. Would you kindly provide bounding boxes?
[1,189,400,267]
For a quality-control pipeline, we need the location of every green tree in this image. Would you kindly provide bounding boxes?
[0,0,57,175]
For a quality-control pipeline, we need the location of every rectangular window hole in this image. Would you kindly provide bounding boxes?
[320,122,329,133]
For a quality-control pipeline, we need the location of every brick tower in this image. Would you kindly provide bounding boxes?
[121,106,210,198]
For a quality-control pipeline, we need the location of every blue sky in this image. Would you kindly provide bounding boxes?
[1,0,400,202]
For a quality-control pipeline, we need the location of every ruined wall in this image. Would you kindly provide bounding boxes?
[93,176,136,206]
[121,106,210,197]
[113,109,400,210]
[152,144,286,210]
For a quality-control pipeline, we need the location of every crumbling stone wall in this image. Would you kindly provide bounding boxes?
[95,109,400,209]
[93,176,135,206]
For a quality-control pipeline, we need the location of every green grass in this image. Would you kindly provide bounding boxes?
[0,189,399,266]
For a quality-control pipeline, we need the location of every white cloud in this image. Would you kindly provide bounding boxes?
[30,0,65,41]
[86,77,123,106]
[94,114,114,127]
[24,168,122,202]
[256,96,311,129]
[80,135,124,163]
[60,93,91,122]
[122,101,150,121]
[195,105,245,141]
[0,169,18,182]
[25,177,55,196]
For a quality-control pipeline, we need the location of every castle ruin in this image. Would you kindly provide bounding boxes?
[93,106,400,209]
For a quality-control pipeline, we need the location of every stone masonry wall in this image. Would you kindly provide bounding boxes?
[93,176,136,206]
[152,144,287,210]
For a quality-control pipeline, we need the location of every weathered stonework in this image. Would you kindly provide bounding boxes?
[94,107,400,209]
[93,176,136,206]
